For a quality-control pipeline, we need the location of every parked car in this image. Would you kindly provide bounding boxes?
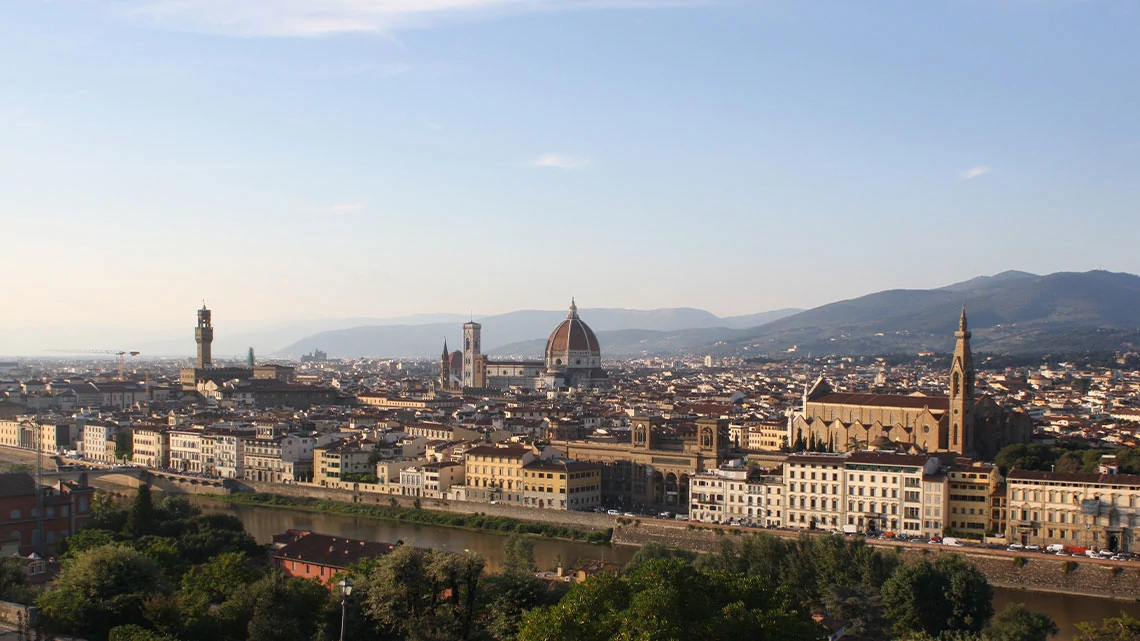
[1007,543,1025,551]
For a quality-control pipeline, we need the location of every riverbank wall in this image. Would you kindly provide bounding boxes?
[612,521,1140,601]
[229,479,618,531]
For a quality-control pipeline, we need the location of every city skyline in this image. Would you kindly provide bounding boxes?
[4,1,1140,333]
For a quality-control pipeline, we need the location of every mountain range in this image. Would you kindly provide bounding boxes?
[26,270,1140,360]
[276,270,1140,359]
[273,308,802,359]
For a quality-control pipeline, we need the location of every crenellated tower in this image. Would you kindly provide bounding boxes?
[195,303,214,368]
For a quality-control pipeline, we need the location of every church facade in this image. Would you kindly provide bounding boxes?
[439,300,610,392]
[788,309,1032,461]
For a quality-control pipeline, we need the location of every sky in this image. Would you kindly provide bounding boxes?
[3,0,1140,345]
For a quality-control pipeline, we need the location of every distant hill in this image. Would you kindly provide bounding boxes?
[712,270,1140,356]
[275,307,794,358]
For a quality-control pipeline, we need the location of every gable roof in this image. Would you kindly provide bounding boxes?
[809,392,949,412]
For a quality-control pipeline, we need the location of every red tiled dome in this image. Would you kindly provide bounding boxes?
[545,299,600,368]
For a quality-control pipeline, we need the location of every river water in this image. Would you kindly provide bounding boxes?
[191,496,1140,641]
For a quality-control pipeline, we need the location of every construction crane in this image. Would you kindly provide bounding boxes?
[46,349,141,381]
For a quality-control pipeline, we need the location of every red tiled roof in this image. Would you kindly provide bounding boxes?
[810,392,949,411]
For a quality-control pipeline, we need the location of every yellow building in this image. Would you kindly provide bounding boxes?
[131,424,168,468]
[314,438,376,486]
[947,462,1001,537]
[521,459,602,510]
[463,443,536,503]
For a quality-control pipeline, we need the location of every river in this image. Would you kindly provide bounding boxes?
[191,496,1140,641]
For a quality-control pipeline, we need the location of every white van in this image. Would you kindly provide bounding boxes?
[942,537,964,547]
[1046,544,1065,553]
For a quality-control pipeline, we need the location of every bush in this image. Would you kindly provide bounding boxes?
[1012,556,1027,568]
[1062,561,1078,574]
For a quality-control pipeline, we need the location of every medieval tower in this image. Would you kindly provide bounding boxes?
[948,305,976,455]
[195,303,214,368]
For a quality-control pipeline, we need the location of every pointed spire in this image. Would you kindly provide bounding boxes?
[442,339,449,359]
[959,304,968,332]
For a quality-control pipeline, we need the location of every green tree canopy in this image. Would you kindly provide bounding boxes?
[38,543,169,641]
[881,555,994,637]
[516,558,826,641]
[985,603,1059,641]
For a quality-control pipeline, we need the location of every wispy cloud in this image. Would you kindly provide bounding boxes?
[960,165,991,180]
[318,202,365,215]
[529,153,591,170]
[109,0,704,37]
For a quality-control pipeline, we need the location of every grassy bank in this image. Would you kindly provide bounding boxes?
[216,492,613,544]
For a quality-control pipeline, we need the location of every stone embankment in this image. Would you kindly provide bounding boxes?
[612,520,1140,600]
[231,479,617,531]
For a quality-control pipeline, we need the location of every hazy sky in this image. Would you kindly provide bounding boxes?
[3,0,1139,335]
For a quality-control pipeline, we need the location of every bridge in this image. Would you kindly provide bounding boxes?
[41,465,232,493]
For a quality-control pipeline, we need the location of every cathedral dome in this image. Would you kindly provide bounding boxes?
[545,299,601,371]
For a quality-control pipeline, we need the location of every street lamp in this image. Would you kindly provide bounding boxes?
[338,578,353,641]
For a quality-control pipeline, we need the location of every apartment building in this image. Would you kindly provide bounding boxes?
[747,421,788,451]
[169,427,205,473]
[403,422,481,442]
[520,459,601,510]
[314,437,376,486]
[784,453,847,530]
[946,462,1001,536]
[1006,465,1140,552]
[922,473,948,540]
[204,426,255,478]
[81,423,118,463]
[131,424,168,469]
[844,452,938,536]
[463,443,537,504]
[691,466,747,524]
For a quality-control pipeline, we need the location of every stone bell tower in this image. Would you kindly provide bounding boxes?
[195,303,214,369]
[948,306,976,455]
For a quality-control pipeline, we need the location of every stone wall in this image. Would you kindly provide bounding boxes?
[177,478,620,530]
[0,600,37,629]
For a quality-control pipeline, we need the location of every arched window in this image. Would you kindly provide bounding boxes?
[8,510,18,520]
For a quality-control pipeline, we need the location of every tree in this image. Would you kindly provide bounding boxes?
[823,583,887,640]
[1075,612,1140,641]
[501,535,538,575]
[1055,452,1084,473]
[178,552,260,639]
[108,624,179,641]
[0,557,32,604]
[364,545,486,641]
[626,542,697,572]
[38,544,168,641]
[517,558,826,641]
[115,430,133,461]
[125,485,157,537]
[985,603,1059,641]
[214,573,330,641]
[881,555,993,638]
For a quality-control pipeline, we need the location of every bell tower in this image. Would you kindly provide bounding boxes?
[948,306,975,454]
[440,339,450,389]
[462,321,481,388]
[195,303,214,369]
